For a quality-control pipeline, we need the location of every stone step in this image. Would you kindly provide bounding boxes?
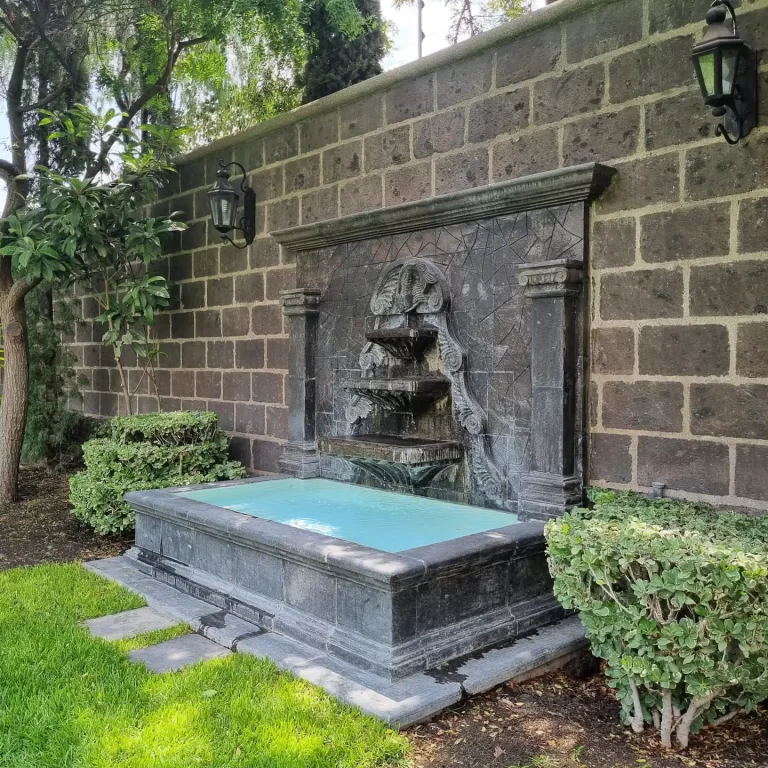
[85,606,181,641]
[129,633,231,673]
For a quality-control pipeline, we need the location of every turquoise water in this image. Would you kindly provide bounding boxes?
[179,478,519,553]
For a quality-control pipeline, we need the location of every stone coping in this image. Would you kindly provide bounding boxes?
[270,163,616,251]
[125,479,545,586]
[176,0,618,166]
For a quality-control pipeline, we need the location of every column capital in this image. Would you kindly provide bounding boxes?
[280,288,321,315]
[518,259,583,299]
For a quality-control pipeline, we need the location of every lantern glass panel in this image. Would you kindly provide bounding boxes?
[721,48,739,95]
[698,51,716,97]
[209,188,239,232]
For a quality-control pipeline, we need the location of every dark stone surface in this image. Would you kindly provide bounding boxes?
[591,327,634,374]
[602,381,684,432]
[434,148,489,195]
[645,90,713,151]
[467,91,529,144]
[340,174,383,216]
[690,261,768,316]
[640,204,730,263]
[264,125,299,164]
[566,0,642,63]
[496,26,561,87]
[600,268,683,320]
[597,154,680,215]
[648,0,711,33]
[385,75,434,124]
[533,65,604,125]
[737,322,768,377]
[322,142,362,184]
[691,383,768,440]
[364,126,411,172]
[739,196,768,253]
[589,432,632,484]
[562,107,640,166]
[435,52,493,109]
[637,436,730,495]
[285,155,321,194]
[736,444,768,501]
[592,218,635,269]
[300,112,338,153]
[340,94,383,139]
[491,130,559,182]
[386,163,432,206]
[413,109,465,159]
[638,324,730,376]
[301,186,339,224]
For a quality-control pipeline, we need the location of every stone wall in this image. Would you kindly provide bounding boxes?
[71,0,768,511]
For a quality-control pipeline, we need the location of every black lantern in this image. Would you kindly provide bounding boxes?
[691,0,756,144]
[207,160,256,248]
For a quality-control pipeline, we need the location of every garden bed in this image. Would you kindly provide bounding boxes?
[0,465,131,569]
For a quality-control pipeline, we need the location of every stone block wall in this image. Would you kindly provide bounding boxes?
[70,0,768,510]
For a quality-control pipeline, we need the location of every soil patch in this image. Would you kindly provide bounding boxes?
[0,465,131,569]
[408,660,768,768]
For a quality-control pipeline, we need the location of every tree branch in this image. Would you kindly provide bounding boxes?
[18,81,68,113]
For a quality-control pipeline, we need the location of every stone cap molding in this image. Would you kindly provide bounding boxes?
[271,163,616,252]
[176,0,618,167]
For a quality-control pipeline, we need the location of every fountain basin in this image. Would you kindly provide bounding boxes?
[126,477,563,680]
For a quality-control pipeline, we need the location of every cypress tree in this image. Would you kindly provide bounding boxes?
[300,0,386,104]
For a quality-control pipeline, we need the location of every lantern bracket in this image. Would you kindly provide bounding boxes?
[715,47,756,144]
[216,159,256,249]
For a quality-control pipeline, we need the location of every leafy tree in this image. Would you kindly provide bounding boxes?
[299,0,386,103]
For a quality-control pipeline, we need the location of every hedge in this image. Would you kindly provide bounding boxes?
[546,489,768,749]
[70,411,246,534]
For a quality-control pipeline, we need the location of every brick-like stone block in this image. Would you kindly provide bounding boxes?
[735,445,768,501]
[223,371,251,401]
[267,337,289,369]
[171,312,195,339]
[301,186,338,224]
[467,90,529,144]
[232,137,263,173]
[691,383,768,439]
[645,90,713,151]
[180,281,205,310]
[195,309,222,337]
[364,126,410,171]
[340,174,383,216]
[649,0,712,34]
[434,148,489,195]
[609,36,694,103]
[264,125,298,164]
[737,322,768,377]
[600,269,683,320]
[236,339,265,369]
[207,400,234,431]
[266,405,289,438]
[597,155,680,215]
[235,402,266,435]
[206,276,233,307]
[413,109,465,159]
[592,218,635,269]
[436,52,492,109]
[492,129,558,182]
[207,340,234,369]
[738,197,768,254]
[496,26,561,87]
[179,158,206,191]
[340,94,383,139]
[252,304,283,335]
[637,436,730,495]
[639,324,730,376]
[251,238,281,269]
[640,204,730,263]
[252,439,284,472]
[169,253,193,281]
[589,432,632,484]
[603,381,684,432]
[219,244,248,274]
[251,166,283,201]
[222,307,250,337]
[183,221,208,251]
[591,327,634,374]
[533,65,604,125]
[229,436,252,467]
[563,107,640,166]
[284,155,320,194]
[193,249,219,278]
[182,341,206,369]
[159,342,180,368]
[195,370,221,399]
[322,142,362,184]
[385,74,434,124]
[690,261,768,316]
[300,112,338,153]
[235,273,264,304]
[386,163,432,206]
[567,0,642,63]
[252,371,284,403]
[267,198,299,232]
[686,134,768,201]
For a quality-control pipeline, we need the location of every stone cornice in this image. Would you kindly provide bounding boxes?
[271,163,616,252]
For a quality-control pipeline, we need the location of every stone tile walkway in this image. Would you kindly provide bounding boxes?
[85,606,180,641]
[85,555,586,728]
[129,633,231,673]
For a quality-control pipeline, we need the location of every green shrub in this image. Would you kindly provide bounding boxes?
[70,411,246,535]
[545,489,768,749]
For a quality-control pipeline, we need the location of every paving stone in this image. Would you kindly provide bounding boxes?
[197,610,264,648]
[129,633,231,673]
[237,631,327,671]
[85,606,181,641]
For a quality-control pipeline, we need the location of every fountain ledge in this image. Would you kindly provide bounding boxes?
[271,163,616,251]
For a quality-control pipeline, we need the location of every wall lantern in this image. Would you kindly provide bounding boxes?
[691,0,756,144]
[208,160,256,249]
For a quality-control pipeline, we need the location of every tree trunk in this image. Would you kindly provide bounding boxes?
[0,294,30,501]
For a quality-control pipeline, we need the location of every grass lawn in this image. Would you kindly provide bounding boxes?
[0,563,409,768]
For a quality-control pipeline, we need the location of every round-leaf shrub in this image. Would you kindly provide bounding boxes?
[70,411,246,534]
[545,490,768,749]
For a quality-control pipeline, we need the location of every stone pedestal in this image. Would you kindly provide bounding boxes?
[518,259,584,520]
[279,288,321,478]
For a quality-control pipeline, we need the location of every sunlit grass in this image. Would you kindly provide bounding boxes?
[0,564,409,768]
[113,623,193,653]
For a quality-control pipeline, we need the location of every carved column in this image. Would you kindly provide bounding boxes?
[278,288,321,478]
[518,259,584,520]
